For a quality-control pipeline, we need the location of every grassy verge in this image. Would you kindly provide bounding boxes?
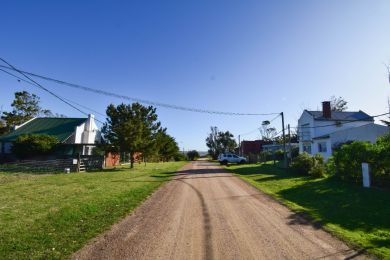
[227,162,390,259]
[0,161,186,259]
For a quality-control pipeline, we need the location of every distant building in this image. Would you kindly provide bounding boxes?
[0,114,101,157]
[262,143,299,153]
[298,101,389,159]
[239,140,272,156]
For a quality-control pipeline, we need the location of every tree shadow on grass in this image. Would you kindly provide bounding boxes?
[278,177,390,251]
[232,163,303,182]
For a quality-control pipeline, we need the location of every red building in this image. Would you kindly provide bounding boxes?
[239,140,272,156]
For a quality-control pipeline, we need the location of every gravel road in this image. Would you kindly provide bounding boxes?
[73,160,367,260]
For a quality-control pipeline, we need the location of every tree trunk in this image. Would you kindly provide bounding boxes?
[130,151,134,168]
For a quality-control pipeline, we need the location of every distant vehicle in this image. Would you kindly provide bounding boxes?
[218,153,247,165]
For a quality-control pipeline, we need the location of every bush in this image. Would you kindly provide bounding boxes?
[325,156,337,176]
[291,152,325,178]
[259,151,273,162]
[274,149,285,161]
[174,153,187,161]
[12,134,59,159]
[309,154,326,177]
[333,141,374,182]
[187,150,200,161]
[290,147,299,159]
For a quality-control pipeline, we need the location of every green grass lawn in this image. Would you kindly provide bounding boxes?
[0,161,186,259]
[227,163,390,259]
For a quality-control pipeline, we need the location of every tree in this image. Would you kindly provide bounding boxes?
[1,91,52,131]
[330,96,348,112]
[187,150,200,161]
[154,128,180,162]
[206,126,237,159]
[0,119,7,135]
[102,102,161,168]
[260,120,277,141]
[206,126,220,160]
[12,134,58,159]
[217,131,237,152]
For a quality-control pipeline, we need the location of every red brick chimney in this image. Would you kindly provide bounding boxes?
[322,101,331,119]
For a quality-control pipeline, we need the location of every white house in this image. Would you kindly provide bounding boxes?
[298,101,389,159]
[0,114,101,156]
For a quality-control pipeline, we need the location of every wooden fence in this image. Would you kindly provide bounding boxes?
[0,156,104,173]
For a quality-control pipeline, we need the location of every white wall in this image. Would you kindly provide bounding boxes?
[74,114,101,145]
[330,124,389,147]
[313,120,371,138]
[74,123,85,144]
[298,111,314,154]
[312,139,332,159]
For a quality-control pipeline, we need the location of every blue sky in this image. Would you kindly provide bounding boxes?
[1,0,390,151]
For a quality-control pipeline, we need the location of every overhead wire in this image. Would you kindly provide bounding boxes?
[0,64,280,116]
[0,60,106,124]
[238,113,281,137]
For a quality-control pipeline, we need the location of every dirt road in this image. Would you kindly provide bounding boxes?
[74,161,366,260]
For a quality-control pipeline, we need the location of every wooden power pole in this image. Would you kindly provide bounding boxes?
[281,112,287,168]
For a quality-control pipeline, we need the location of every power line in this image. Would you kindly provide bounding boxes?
[62,97,107,118]
[0,64,280,116]
[239,113,281,136]
[0,59,105,124]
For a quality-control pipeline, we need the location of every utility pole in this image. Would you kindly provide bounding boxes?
[288,124,291,166]
[238,135,241,156]
[281,112,287,168]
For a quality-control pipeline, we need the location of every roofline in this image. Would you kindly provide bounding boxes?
[312,123,385,139]
[14,117,36,130]
[313,118,374,122]
[306,110,374,122]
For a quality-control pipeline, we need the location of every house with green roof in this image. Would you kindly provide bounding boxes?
[0,114,101,157]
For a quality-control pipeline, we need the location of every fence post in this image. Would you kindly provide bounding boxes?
[77,153,81,172]
[362,162,370,188]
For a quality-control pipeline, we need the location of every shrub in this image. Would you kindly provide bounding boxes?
[174,153,187,161]
[186,150,200,161]
[291,152,313,175]
[12,134,59,159]
[259,151,273,162]
[333,141,374,182]
[309,154,326,177]
[325,156,337,176]
[274,149,285,161]
[291,152,325,178]
[290,147,299,159]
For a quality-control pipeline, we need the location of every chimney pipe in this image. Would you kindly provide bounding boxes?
[322,101,331,119]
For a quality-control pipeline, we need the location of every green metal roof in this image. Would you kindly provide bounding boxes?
[0,117,87,142]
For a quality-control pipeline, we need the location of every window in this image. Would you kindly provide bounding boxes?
[318,142,327,153]
[303,144,311,154]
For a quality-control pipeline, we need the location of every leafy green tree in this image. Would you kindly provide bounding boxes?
[187,150,200,161]
[102,102,161,168]
[1,91,52,131]
[206,126,220,160]
[217,131,237,152]
[153,128,180,162]
[12,134,58,159]
[206,126,237,159]
[0,119,7,135]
